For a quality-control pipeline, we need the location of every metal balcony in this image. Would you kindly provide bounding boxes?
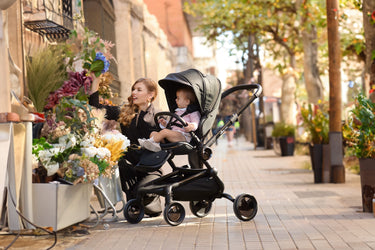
[23,0,80,42]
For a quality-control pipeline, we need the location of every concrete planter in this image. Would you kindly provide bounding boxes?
[32,182,92,231]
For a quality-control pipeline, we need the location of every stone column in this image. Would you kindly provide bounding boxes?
[113,0,135,100]
[0,0,17,113]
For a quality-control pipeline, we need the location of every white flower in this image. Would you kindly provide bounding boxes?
[80,135,95,148]
[59,133,77,149]
[81,146,111,159]
[38,148,61,161]
[96,147,111,159]
[45,162,60,176]
[102,133,130,150]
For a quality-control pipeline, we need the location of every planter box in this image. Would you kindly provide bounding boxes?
[32,182,92,231]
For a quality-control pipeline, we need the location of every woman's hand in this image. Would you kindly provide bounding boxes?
[90,72,100,94]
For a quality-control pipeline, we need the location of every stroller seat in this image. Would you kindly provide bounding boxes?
[160,141,195,155]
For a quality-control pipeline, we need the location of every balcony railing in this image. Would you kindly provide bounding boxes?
[23,0,80,42]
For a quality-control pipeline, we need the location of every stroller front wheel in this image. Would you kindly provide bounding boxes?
[189,200,212,218]
[124,199,145,224]
[163,202,185,226]
[233,194,258,221]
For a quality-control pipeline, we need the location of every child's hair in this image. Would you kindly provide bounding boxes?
[178,86,196,104]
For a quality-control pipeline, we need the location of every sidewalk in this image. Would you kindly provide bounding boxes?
[1,136,375,249]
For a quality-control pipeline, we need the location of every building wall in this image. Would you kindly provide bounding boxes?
[6,0,173,110]
[83,0,120,94]
[113,0,173,108]
[143,0,192,52]
[143,0,194,72]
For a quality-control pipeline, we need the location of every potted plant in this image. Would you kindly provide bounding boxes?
[271,122,295,156]
[343,93,375,213]
[300,102,329,183]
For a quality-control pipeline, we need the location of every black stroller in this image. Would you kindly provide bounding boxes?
[123,69,262,226]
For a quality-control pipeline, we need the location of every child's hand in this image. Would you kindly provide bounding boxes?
[158,118,167,127]
[184,123,195,132]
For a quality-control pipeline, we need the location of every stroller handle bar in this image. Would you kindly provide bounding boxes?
[221,83,262,99]
[204,83,263,148]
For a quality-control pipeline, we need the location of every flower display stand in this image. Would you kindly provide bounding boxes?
[32,182,92,231]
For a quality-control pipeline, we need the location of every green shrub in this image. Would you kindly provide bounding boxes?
[271,122,295,137]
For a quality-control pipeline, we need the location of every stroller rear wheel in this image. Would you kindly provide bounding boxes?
[189,200,212,218]
[124,199,145,224]
[163,202,185,226]
[233,194,257,221]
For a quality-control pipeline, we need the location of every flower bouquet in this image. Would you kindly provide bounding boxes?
[343,93,375,159]
[300,101,329,145]
[31,28,128,185]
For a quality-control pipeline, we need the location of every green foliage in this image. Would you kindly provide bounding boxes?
[343,94,375,159]
[300,102,329,144]
[26,46,68,112]
[51,144,81,163]
[32,137,53,157]
[271,122,295,137]
[90,155,110,175]
[54,96,96,138]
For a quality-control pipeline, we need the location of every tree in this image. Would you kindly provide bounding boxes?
[184,0,326,125]
[362,0,375,94]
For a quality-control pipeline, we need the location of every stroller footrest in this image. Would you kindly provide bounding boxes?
[135,150,170,172]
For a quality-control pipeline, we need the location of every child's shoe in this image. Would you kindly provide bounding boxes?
[141,138,161,152]
[138,138,147,145]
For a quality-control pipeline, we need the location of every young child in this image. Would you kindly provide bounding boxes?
[139,86,201,152]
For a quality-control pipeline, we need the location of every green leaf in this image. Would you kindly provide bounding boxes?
[83,62,91,70]
[91,49,96,60]
[90,60,104,72]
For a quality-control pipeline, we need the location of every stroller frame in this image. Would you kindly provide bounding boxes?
[124,70,262,226]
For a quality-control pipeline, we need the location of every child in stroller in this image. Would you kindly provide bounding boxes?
[124,68,262,226]
[138,86,201,152]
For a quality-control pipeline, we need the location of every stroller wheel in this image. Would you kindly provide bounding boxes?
[189,200,212,218]
[124,199,145,224]
[163,202,185,226]
[233,194,258,221]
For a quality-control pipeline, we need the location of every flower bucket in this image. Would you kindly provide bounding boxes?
[32,182,92,231]
[309,144,322,183]
[94,167,123,208]
[359,159,375,212]
[273,136,294,156]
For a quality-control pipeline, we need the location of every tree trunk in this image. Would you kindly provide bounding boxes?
[281,68,297,125]
[302,26,324,104]
[363,0,375,95]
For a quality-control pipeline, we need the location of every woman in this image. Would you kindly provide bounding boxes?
[89,74,161,215]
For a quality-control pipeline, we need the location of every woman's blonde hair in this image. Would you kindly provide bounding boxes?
[118,78,158,127]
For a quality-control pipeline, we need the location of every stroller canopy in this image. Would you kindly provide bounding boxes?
[158,69,222,139]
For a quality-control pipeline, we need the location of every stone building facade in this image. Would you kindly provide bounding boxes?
[3,0,174,109]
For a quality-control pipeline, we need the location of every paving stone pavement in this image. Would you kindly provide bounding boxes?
[1,136,374,249]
